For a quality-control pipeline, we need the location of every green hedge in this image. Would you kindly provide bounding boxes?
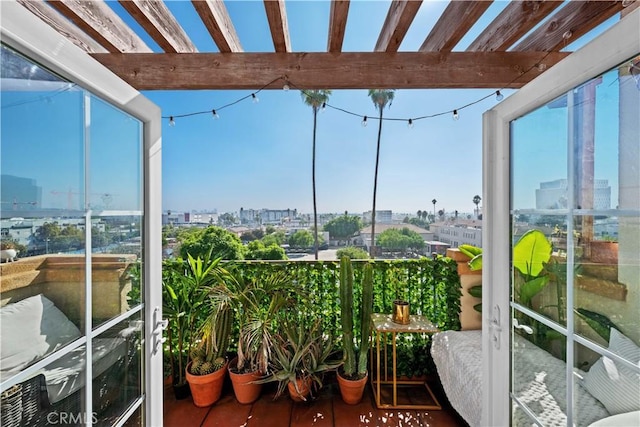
[225,257,461,376]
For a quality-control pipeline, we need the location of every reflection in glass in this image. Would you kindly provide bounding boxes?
[93,315,143,426]
[90,96,142,212]
[92,215,142,327]
[511,56,640,426]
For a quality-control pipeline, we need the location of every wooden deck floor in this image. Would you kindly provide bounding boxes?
[163,374,468,427]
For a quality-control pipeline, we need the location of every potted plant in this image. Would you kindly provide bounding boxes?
[185,303,232,407]
[163,253,226,399]
[209,270,298,404]
[336,256,374,404]
[0,240,18,262]
[258,318,341,402]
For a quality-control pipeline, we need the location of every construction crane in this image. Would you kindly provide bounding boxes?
[50,189,116,209]
[0,198,37,210]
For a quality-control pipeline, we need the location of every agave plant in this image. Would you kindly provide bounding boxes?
[258,318,341,401]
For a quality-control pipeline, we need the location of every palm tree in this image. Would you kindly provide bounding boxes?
[432,199,437,221]
[421,210,428,221]
[302,89,332,260]
[473,195,481,219]
[417,210,422,220]
[368,89,395,257]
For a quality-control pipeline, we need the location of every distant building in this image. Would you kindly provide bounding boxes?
[239,208,297,225]
[190,211,218,224]
[536,178,611,209]
[0,174,41,215]
[430,219,482,248]
[362,210,393,224]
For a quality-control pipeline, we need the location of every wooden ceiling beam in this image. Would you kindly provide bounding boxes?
[191,0,242,53]
[375,0,423,52]
[328,0,350,52]
[46,0,151,53]
[514,1,624,52]
[17,0,107,54]
[263,0,291,52]
[90,51,568,90]
[467,1,563,52]
[420,1,492,52]
[118,0,196,53]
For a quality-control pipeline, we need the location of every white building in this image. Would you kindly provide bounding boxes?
[430,219,482,248]
[362,210,393,224]
[536,178,611,210]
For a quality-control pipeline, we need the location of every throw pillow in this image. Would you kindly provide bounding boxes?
[0,294,82,372]
[583,328,640,415]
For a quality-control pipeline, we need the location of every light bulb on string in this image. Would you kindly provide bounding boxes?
[212,109,219,119]
[252,93,259,103]
[283,83,290,91]
[169,116,175,127]
[407,118,413,129]
[495,90,504,101]
[321,102,326,113]
[452,110,459,121]
[361,116,368,127]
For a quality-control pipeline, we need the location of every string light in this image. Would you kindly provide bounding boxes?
[162,49,555,128]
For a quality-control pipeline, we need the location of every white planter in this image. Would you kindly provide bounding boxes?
[0,249,18,262]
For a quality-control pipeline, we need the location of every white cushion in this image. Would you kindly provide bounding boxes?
[42,338,126,404]
[583,329,640,415]
[588,411,640,427]
[0,294,81,372]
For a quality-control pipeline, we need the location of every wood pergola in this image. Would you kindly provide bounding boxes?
[15,0,638,90]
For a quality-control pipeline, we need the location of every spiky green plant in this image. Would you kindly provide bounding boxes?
[188,304,233,375]
[339,256,374,379]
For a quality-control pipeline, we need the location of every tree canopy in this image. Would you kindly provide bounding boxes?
[377,228,425,253]
[179,226,245,260]
[323,215,363,245]
[288,229,315,248]
[245,241,287,260]
[336,246,369,260]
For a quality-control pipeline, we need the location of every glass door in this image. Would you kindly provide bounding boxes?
[1,4,163,425]
[482,9,639,427]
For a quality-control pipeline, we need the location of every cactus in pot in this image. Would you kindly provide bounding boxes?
[337,256,373,404]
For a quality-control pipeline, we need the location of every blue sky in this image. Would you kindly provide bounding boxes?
[139,0,511,216]
[1,1,621,216]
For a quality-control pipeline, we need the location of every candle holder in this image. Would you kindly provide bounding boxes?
[392,300,410,324]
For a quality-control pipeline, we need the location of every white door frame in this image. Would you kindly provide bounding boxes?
[1,2,163,425]
[481,8,640,426]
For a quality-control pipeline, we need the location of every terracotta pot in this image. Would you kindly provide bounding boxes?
[588,241,618,264]
[228,358,263,404]
[185,361,228,407]
[287,377,313,402]
[337,371,368,405]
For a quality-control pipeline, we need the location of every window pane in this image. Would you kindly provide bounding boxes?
[89,96,142,212]
[93,315,143,426]
[92,215,141,327]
